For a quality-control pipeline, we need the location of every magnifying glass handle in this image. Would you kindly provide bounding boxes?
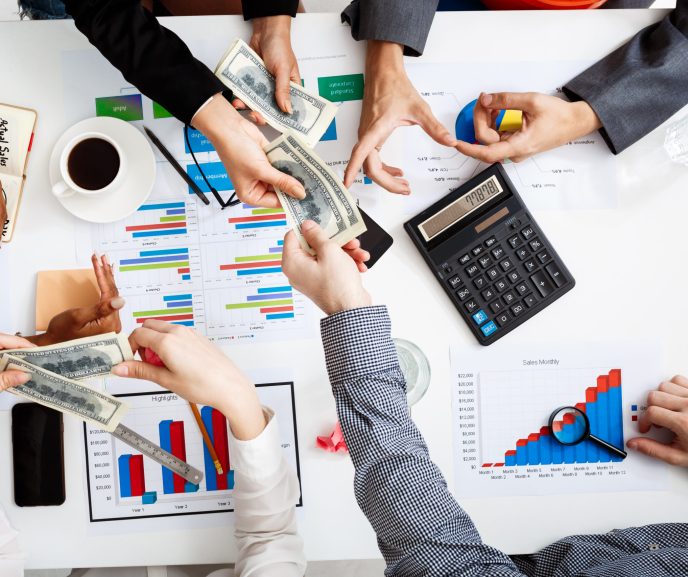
[589,434,627,460]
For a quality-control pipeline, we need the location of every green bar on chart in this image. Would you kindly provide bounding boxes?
[226,299,292,310]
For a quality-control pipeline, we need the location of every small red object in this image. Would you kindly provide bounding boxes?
[316,422,348,454]
[143,347,166,368]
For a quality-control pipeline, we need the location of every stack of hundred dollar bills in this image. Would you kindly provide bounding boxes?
[0,334,132,432]
[215,39,367,253]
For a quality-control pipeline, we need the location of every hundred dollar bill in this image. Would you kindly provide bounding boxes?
[214,38,337,147]
[0,355,128,432]
[1,333,133,381]
[265,133,367,252]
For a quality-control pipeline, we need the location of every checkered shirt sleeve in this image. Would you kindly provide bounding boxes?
[320,306,688,577]
[321,306,523,577]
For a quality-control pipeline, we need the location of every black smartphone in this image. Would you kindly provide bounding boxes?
[11,403,66,507]
[357,208,394,268]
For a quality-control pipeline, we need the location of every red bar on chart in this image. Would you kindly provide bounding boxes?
[482,463,493,467]
[493,463,504,467]
[260,306,294,314]
[129,454,146,497]
[178,268,190,274]
[136,314,194,323]
[126,222,187,232]
[220,261,282,271]
[170,421,187,493]
[586,387,597,403]
[228,214,286,224]
[212,409,230,490]
[575,402,587,413]
[528,433,540,442]
[609,369,621,388]
[597,375,609,393]
[539,426,550,436]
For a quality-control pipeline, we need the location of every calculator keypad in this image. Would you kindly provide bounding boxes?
[447,219,569,342]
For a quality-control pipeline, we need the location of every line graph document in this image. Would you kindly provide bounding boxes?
[451,340,669,498]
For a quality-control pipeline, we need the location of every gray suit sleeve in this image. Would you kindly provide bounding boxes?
[563,1,688,154]
[341,0,439,57]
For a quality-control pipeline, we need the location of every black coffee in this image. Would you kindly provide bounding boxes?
[67,137,121,191]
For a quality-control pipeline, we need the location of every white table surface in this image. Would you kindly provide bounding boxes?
[1,9,688,571]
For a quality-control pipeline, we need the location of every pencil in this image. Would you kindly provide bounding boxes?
[143,126,210,206]
[189,402,224,475]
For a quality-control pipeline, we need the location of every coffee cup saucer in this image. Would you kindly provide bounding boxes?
[49,117,156,223]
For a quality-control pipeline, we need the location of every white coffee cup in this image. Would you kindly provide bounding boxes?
[52,132,126,198]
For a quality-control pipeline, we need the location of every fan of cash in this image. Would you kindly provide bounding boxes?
[0,333,132,431]
[215,39,367,253]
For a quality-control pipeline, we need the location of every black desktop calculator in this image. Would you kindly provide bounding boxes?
[404,164,575,345]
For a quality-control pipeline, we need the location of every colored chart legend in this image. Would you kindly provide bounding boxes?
[229,205,287,231]
[126,202,188,239]
[219,240,284,277]
[95,94,144,121]
[132,294,195,327]
[225,285,295,321]
[119,248,192,281]
[484,369,624,468]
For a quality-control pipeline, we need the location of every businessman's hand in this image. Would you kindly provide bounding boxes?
[456,92,602,163]
[237,15,300,121]
[282,221,371,315]
[194,95,306,208]
[627,375,688,467]
[344,41,456,194]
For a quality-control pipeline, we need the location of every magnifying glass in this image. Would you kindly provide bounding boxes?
[548,406,627,460]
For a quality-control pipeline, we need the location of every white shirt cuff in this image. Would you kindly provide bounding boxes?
[228,408,284,481]
[190,93,220,128]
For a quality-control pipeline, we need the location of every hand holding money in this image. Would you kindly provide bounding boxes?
[0,333,133,430]
[192,92,306,209]
[0,333,34,391]
[265,134,367,253]
[282,221,372,316]
[215,39,337,147]
[232,16,300,120]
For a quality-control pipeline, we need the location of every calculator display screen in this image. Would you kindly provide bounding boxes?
[418,175,504,242]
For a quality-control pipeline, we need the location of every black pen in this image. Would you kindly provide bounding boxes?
[143,126,210,205]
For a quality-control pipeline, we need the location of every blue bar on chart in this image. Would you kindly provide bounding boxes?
[131,293,196,327]
[228,205,287,231]
[482,369,624,469]
[119,248,191,282]
[201,406,232,491]
[225,285,295,321]
[126,202,188,239]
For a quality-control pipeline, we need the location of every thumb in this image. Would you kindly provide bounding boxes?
[417,106,456,147]
[480,92,534,112]
[627,437,688,467]
[300,220,331,254]
[0,370,31,391]
[262,166,306,200]
[112,360,170,388]
[274,64,293,114]
[281,230,314,280]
